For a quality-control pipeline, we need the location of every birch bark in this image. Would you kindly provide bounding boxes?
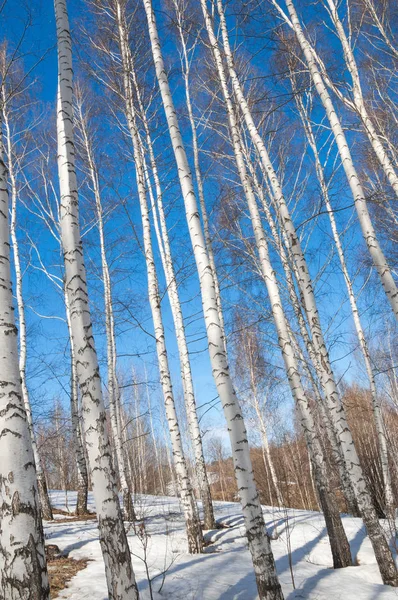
[75,96,135,521]
[293,86,394,521]
[64,286,89,516]
[172,0,226,348]
[201,0,352,568]
[114,0,203,553]
[276,0,398,319]
[0,108,49,599]
[143,0,283,596]
[130,67,215,529]
[54,1,139,597]
[2,103,54,522]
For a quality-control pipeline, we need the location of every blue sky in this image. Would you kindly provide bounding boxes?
[2,0,395,458]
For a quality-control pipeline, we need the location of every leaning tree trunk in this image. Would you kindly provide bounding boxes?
[279,0,398,320]
[129,62,215,528]
[75,97,135,522]
[324,0,398,199]
[202,0,352,568]
[0,108,50,600]
[172,0,226,350]
[245,148,360,517]
[54,1,139,597]
[217,0,398,585]
[293,85,394,522]
[3,101,54,522]
[143,1,283,597]
[114,0,203,554]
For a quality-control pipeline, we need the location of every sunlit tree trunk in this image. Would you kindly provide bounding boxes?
[114,0,203,553]
[293,84,394,522]
[172,0,226,349]
[64,287,89,516]
[75,94,135,521]
[143,0,284,596]
[2,104,54,522]
[0,106,50,600]
[129,66,215,528]
[202,0,352,568]
[54,1,139,596]
[217,0,398,585]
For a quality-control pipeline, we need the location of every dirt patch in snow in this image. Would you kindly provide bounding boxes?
[48,555,89,598]
[52,508,97,523]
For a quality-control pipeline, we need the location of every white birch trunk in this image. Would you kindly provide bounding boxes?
[114,0,203,553]
[3,105,54,522]
[75,97,135,521]
[172,0,226,348]
[324,0,398,198]
[217,0,398,584]
[294,87,394,521]
[279,0,398,319]
[54,1,139,596]
[64,287,89,516]
[202,1,352,568]
[143,0,283,596]
[130,68,215,528]
[0,108,49,599]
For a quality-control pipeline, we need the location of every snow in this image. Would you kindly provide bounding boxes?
[46,491,398,599]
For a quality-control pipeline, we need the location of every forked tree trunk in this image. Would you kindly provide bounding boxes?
[202,1,352,568]
[3,102,54,522]
[54,1,139,597]
[143,1,283,597]
[114,0,203,554]
[0,109,50,600]
[217,0,398,585]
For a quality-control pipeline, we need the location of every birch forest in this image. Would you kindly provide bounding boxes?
[0,0,397,598]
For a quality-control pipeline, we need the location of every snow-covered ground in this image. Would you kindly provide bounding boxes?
[46,490,398,599]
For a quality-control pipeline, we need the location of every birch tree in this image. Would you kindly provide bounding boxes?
[64,286,89,515]
[74,90,136,521]
[127,60,215,529]
[271,0,398,321]
[0,100,49,600]
[291,79,394,522]
[142,1,284,596]
[1,79,54,521]
[201,0,353,568]
[113,0,204,553]
[54,0,139,596]
[211,0,398,585]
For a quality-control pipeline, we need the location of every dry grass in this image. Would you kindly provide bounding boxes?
[48,556,89,598]
[52,508,97,524]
